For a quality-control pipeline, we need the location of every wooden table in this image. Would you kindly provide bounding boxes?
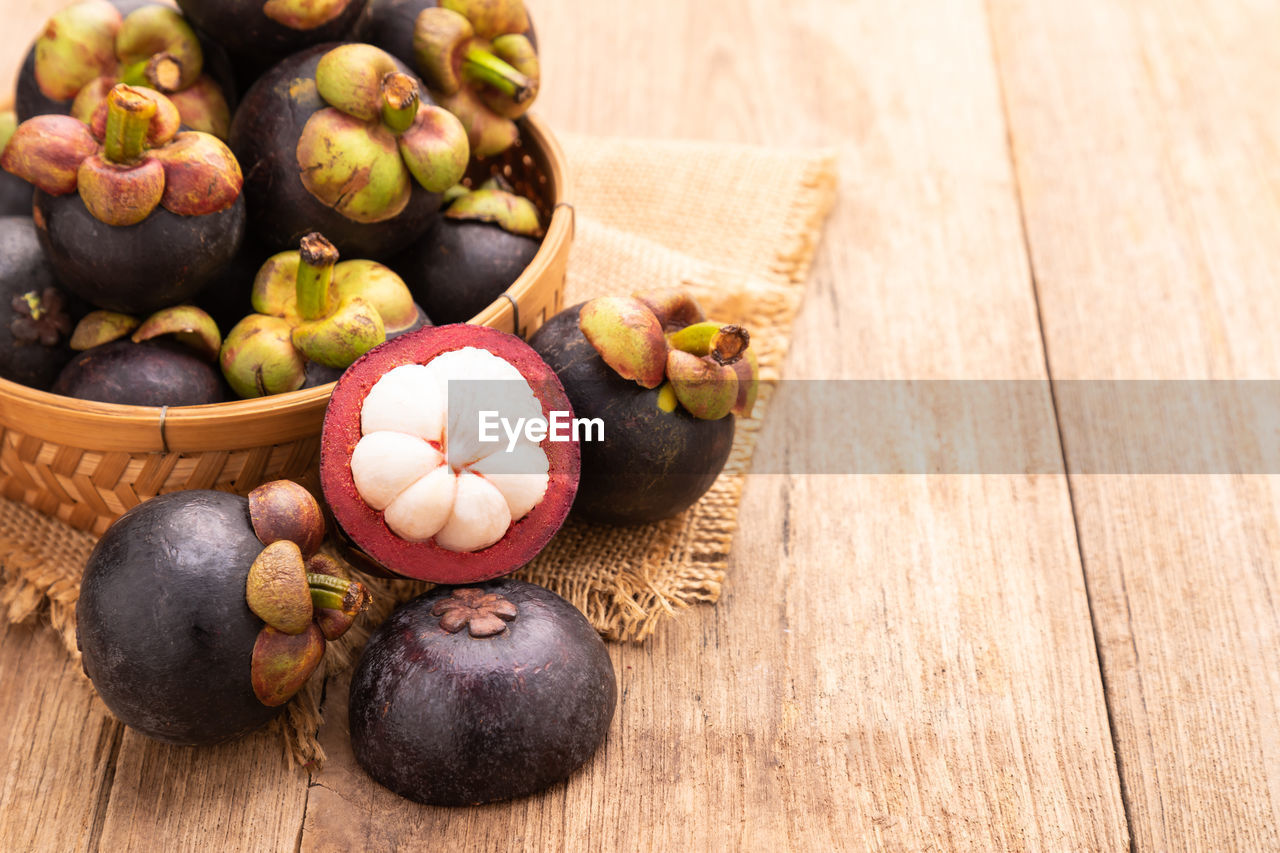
[4,0,1279,849]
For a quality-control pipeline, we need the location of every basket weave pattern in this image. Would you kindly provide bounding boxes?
[0,116,571,537]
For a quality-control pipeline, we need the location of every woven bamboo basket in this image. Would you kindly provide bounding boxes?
[0,115,573,536]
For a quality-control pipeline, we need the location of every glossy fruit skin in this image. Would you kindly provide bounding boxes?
[14,0,238,123]
[349,579,616,805]
[390,217,540,324]
[34,190,246,315]
[0,217,80,389]
[77,490,282,745]
[320,324,579,584]
[229,44,442,259]
[529,304,736,525]
[53,339,228,406]
[0,175,32,218]
[353,0,538,77]
[174,0,367,65]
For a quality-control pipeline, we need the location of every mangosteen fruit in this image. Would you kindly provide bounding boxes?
[391,180,541,324]
[320,323,579,584]
[349,578,615,805]
[354,0,538,158]
[220,232,430,398]
[77,481,370,745]
[0,217,80,389]
[230,42,469,258]
[15,0,235,138]
[173,0,367,78]
[53,305,228,406]
[0,111,33,217]
[3,85,246,314]
[528,292,759,525]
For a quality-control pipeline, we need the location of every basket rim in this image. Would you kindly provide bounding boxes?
[0,113,573,454]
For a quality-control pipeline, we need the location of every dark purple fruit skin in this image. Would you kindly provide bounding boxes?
[175,0,366,81]
[15,1,238,123]
[349,579,616,806]
[390,217,539,324]
[77,490,281,746]
[528,304,735,526]
[34,190,245,314]
[229,44,442,259]
[353,0,537,75]
[0,217,80,389]
[0,175,32,218]
[53,339,228,406]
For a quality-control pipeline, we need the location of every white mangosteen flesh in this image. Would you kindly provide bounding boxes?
[352,347,551,551]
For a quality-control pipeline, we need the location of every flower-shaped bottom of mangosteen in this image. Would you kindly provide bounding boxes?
[321,325,579,584]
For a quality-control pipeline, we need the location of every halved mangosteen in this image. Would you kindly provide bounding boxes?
[320,324,578,584]
[349,578,615,805]
[77,482,370,746]
[229,42,469,258]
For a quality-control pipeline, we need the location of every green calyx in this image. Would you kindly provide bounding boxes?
[222,234,418,398]
[413,2,539,158]
[445,186,543,237]
[69,305,221,360]
[244,478,371,708]
[580,292,758,420]
[262,0,353,30]
[2,84,240,226]
[0,111,16,153]
[299,45,469,223]
[34,1,211,129]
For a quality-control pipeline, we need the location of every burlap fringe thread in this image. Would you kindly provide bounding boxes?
[0,145,838,769]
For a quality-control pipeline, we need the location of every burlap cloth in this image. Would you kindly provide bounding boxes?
[0,133,837,766]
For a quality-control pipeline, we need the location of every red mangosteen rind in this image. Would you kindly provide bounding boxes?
[320,324,580,584]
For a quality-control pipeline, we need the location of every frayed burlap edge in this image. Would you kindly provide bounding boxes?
[0,149,838,769]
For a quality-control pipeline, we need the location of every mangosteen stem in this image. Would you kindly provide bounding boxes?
[102,86,156,165]
[381,72,421,135]
[307,573,370,614]
[667,323,751,367]
[120,54,184,94]
[462,45,534,104]
[296,233,340,322]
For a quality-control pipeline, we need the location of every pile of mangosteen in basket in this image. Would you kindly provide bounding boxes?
[1,0,759,806]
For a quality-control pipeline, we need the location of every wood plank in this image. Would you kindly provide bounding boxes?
[301,0,1127,849]
[989,0,1280,848]
[95,727,309,852]
[0,619,119,852]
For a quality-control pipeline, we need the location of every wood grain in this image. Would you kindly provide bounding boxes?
[990,0,1280,848]
[299,0,1128,849]
[0,619,119,853]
